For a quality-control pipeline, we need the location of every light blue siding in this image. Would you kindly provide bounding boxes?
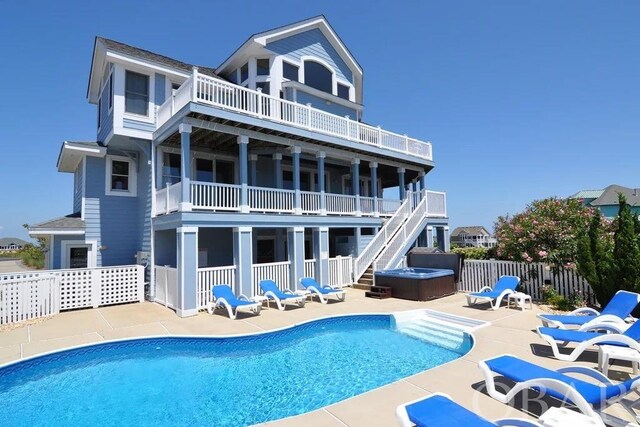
[155,73,166,105]
[266,28,353,83]
[97,77,113,143]
[294,89,357,119]
[73,159,84,214]
[137,141,152,259]
[84,154,141,266]
[123,118,156,133]
[51,235,84,269]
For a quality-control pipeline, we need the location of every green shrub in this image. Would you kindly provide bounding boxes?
[451,246,488,260]
[19,244,44,269]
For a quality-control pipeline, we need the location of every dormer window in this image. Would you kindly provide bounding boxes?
[283,62,299,82]
[240,63,249,82]
[337,83,350,101]
[304,60,332,94]
[125,71,149,116]
[256,58,270,76]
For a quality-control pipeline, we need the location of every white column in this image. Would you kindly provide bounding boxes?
[287,227,305,291]
[444,226,451,252]
[427,226,434,248]
[292,146,302,215]
[352,158,361,216]
[238,135,249,213]
[313,227,329,285]
[317,151,326,215]
[370,161,378,217]
[179,123,192,212]
[233,227,253,296]
[176,226,198,317]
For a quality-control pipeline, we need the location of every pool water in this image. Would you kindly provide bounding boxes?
[0,315,471,427]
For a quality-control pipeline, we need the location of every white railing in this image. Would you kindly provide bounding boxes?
[378,198,402,216]
[374,194,428,271]
[249,186,295,213]
[301,191,321,214]
[460,260,596,305]
[329,256,353,287]
[191,181,240,211]
[195,265,236,309]
[154,265,178,309]
[0,275,60,324]
[326,194,356,215]
[252,261,291,296]
[0,265,144,313]
[354,197,412,281]
[360,196,374,216]
[155,182,182,215]
[157,71,433,161]
[426,191,447,217]
[304,259,316,278]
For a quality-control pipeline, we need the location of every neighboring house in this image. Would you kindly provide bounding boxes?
[570,184,640,218]
[450,226,497,248]
[28,16,449,317]
[0,237,30,252]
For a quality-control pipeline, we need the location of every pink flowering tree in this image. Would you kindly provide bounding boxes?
[494,198,601,269]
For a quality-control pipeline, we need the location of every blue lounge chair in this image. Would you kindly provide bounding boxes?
[299,277,346,304]
[537,320,640,362]
[208,285,260,320]
[259,280,306,311]
[479,354,639,426]
[465,276,520,310]
[396,392,542,427]
[538,290,640,330]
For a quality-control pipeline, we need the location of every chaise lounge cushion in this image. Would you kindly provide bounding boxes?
[405,393,495,427]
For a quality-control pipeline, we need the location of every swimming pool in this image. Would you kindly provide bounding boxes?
[0,315,472,427]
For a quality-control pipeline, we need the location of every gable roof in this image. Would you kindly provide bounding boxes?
[0,237,30,247]
[28,213,85,235]
[570,189,605,200]
[590,184,640,207]
[450,226,491,237]
[217,15,362,76]
[88,37,223,102]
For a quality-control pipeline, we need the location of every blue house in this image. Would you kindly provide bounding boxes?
[28,16,449,316]
[570,184,640,218]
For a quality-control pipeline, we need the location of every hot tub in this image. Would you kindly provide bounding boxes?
[374,268,456,301]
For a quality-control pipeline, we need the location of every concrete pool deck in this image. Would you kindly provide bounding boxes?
[0,290,637,426]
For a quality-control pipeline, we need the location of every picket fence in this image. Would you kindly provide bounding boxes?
[0,265,145,324]
[459,260,596,305]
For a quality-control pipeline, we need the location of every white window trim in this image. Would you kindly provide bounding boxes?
[300,55,337,96]
[105,154,137,197]
[281,58,301,82]
[61,240,97,269]
[123,69,153,122]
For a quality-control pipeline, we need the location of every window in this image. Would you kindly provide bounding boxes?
[216,160,235,184]
[125,71,149,116]
[256,82,270,95]
[106,155,137,197]
[108,74,113,110]
[337,83,350,100]
[283,62,299,81]
[162,152,181,187]
[195,158,214,182]
[240,63,249,82]
[256,238,275,264]
[69,247,89,269]
[256,58,270,76]
[304,60,332,94]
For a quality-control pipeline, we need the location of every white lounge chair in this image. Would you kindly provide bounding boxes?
[465,276,520,310]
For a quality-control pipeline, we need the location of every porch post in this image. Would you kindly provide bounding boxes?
[176,226,198,317]
[313,227,330,285]
[419,171,426,191]
[233,226,253,296]
[179,123,192,211]
[352,158,361,216]
[273,153,283,189]
[412,179,417,193]
[426,226,434,248]
[292,146,302,215]
[287,226,305,291]
[398,167,406,200]
[238,135,249,213]
[443,226,451,252]
[370,162,378,217]
[355,227,362,256]
[249,154,258,186]
[317,151,326,215]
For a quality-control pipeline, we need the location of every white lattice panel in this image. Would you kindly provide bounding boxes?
[100,266,143,306]
[59,270,94,310]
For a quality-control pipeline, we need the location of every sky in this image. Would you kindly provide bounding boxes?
[0,1,638,240]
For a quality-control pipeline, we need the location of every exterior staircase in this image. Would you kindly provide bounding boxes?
[354,266,374,290]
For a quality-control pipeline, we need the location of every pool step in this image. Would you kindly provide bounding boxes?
[396,321,465,350]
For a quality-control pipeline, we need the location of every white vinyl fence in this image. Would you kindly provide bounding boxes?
[0,265,145,324]
[0,275,60,324]
[329,256,354,288]
[460,260,596,305]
